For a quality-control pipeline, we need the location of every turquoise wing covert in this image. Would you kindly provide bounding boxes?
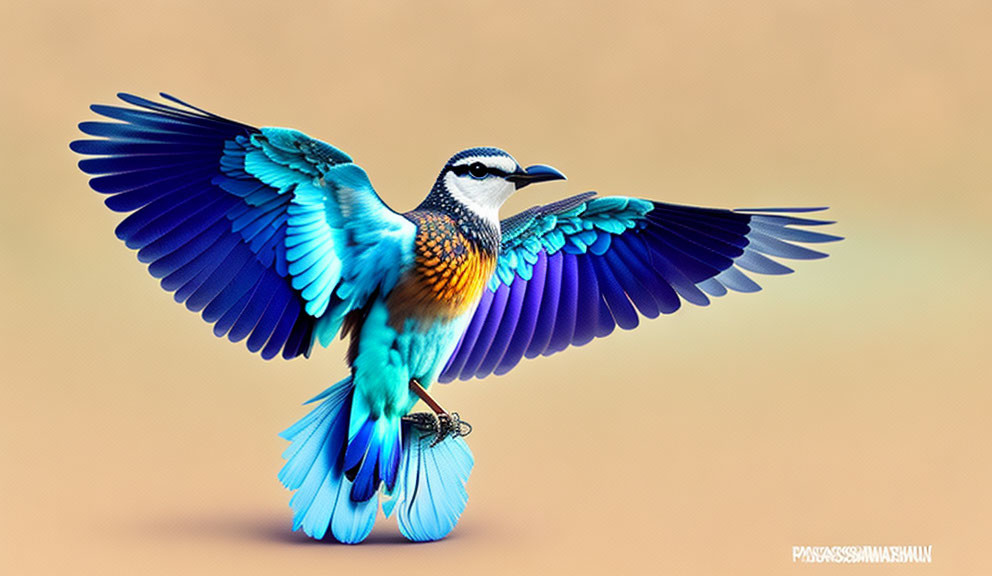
[439,193,841,381]
[71,93,415,359]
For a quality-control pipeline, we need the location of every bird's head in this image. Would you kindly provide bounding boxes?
[431,147,566,225]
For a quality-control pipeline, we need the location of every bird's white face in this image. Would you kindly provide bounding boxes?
[443,154,521,226]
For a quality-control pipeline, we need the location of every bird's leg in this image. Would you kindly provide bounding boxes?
[402,378,472,447]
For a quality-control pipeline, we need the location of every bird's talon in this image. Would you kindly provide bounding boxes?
[402,412,438,431]
[402,412,472,446]
[433,412,472,446]
[446,412,473,438]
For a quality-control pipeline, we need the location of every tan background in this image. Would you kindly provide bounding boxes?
[2,1,990,574]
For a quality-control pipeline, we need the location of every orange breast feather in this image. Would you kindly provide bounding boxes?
[388,212,496,321]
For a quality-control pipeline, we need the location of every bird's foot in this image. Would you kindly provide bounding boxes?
[402,412,473,447]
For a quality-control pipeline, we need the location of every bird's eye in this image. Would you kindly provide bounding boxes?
[468,163,488,179]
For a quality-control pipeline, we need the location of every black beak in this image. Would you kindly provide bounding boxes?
[506,164,567,190]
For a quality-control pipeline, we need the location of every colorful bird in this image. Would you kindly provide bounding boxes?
[72,93,841,544]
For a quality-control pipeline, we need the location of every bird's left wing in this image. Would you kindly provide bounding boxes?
[72,93,415,359]
[439,192,841,382]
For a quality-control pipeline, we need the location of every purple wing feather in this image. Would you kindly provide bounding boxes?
[438,195,841,382]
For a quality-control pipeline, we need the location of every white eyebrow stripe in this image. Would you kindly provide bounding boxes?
[452,155,519,174]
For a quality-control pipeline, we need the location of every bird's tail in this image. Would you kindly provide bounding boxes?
[279,377,475,543]
[278,376,378,543]
[383,421,475,542]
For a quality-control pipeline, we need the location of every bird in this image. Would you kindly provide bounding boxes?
[71,93,841,544]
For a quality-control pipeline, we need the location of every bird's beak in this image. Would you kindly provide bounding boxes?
[507,164,567,190]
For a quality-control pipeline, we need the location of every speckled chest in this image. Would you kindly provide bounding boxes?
[388,210,498,321]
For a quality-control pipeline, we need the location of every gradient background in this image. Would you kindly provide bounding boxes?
[2,1,990,574]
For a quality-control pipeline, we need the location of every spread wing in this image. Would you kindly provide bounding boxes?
[439,193,841,381]
[72,93,415,360]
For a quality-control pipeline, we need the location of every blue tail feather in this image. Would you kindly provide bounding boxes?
[279,376,377,543]
[281,378,474,543]
[343,419,374,473]
[382,422,475,542]
[344,417,403,502]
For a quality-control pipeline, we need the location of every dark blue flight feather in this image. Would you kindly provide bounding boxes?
[439,196,841,382]
[72,93,321,360]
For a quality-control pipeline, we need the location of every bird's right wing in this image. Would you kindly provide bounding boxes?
[72,93,415,359]
[439,193,841,382]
